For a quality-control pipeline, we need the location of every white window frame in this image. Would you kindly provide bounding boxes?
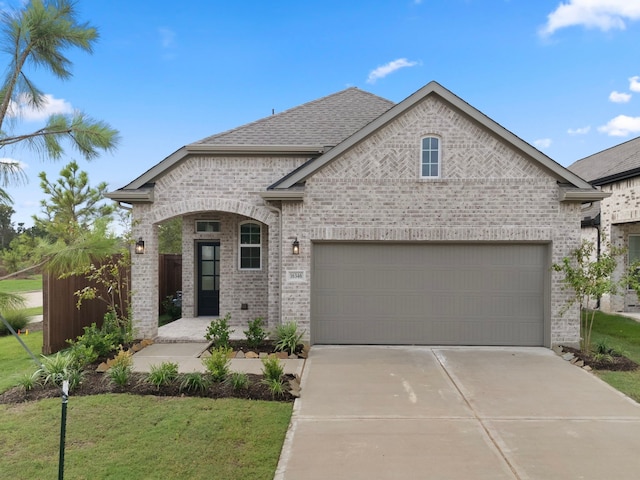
[420,136,441,179]
[238,221,262,270]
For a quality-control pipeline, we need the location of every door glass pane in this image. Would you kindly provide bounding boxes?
[202,261,214,275]
[201,276,214,291]
[201,245,214,260]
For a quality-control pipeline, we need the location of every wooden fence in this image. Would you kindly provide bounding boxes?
[43,254,182,354]
[159,254,182,313]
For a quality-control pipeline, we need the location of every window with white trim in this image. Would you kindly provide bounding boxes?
[421,136,440,178]
[239,222,261,270]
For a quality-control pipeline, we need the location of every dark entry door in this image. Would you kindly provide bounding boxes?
[197,242,220,316]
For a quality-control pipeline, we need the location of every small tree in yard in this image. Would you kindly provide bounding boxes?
[553,239,622,353]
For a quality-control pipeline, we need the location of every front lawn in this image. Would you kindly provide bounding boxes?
[0,331,43,393]
[0,395,292,479]
[590,311,640,402]
[0,274,42,293]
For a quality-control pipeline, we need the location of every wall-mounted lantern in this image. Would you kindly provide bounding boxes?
[292,237,300,255]
[135,237,145,254]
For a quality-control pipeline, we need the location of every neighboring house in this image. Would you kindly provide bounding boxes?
[107,81,604,348]
[568,136,640,313]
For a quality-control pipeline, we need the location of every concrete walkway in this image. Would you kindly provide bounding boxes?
[275,346,640,480]
[131,342,305,376]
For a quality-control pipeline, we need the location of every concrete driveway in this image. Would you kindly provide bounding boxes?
[275,346,640,480]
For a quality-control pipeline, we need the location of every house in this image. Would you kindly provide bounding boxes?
[568,136,640,313]
[107,81,605,347]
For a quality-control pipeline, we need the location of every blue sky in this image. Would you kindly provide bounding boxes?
[2,0,640,228]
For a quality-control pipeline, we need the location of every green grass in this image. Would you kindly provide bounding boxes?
[0,395,292,480]
[21,306,42,317]
[0,331,43,393]
[590,311,640,402]
[0,274,42,293]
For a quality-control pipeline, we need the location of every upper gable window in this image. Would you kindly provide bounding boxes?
[239,222,261,270]
[421,136,440,178]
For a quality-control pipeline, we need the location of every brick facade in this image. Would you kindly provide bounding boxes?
[129,93,585,347]
[584,178,640,313]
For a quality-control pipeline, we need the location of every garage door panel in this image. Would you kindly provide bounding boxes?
[312,243,547,346]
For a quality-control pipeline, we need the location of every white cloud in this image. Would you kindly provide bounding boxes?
[630,75,640,92]
[568,126,591,135]
[8,93,73,121]
[598,114,640,136]
[534,138,552,149]
[540,0,640,37]
[158,27,176,48]
[609,90,631,103]
[0,157,26,169]
[367,58,418,84]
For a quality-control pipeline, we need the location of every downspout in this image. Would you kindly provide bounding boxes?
[582,210,601,308]
[265,203,282,326]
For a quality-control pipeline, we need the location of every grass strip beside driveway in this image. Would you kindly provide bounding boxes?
[0,395,292,480]
[591,311,640,402]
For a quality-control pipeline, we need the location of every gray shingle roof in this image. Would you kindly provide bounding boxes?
[568,135,640,183]
[191,88,394,147]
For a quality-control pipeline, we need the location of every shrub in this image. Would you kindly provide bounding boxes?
[102,309,133,347]
[261,355,284,383]
[273,322,304,355]
[161,294,182,321]
[179,372,211,393]
[70,322,119,358]
[0,310,30,336]
[244,317,267,349]
[108,364,132,387]
[37,352,78,388]
[205,313,233,349]
[147,362,179,388]
[225,372,250,390]
[17,371,41,392]
[68,344,99,369]
[202,347,232,382]
[262,377,285,397]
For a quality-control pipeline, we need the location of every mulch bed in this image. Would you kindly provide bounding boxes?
[0,371,297,405]
[0,339,300,405]
[562,346,639,371]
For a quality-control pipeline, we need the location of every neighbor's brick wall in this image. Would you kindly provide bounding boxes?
[280,96,583,347]
[594,180,640,313]
[130,156,304,338]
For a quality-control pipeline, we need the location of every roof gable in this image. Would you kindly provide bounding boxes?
[272,81,594,191]
[568,135,640,184]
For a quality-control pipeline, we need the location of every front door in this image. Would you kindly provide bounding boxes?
[197,242,220,316]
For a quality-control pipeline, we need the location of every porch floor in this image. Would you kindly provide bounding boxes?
[155,317,246,343]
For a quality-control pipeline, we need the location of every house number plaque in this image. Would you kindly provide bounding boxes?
[287,270,306,282]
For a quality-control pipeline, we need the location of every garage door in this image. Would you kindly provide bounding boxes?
[311,243,547,346]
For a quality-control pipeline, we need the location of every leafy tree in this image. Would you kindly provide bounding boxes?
[0,204,16,248]
[33,160,114,243]
[553,239,623,353]
[0,0,119,163]
[158,217,182,254]
[0,231,41,273]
